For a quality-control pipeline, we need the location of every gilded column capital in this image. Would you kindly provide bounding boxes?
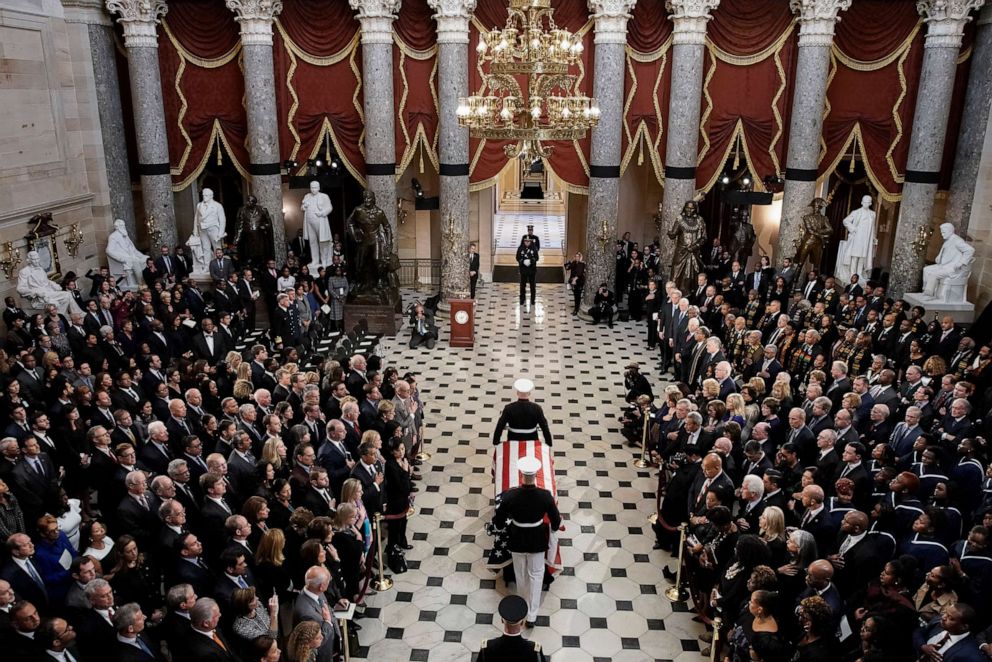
[665,0,720,45]
[588,0,637,44]
[105,0,167,48]
[428,0,476,44]
[789,0,851,47]
[349,0,401,44]
[917,0,986,48]
[226,0,283,46]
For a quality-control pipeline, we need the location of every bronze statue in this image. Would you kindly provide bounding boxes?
[792,197,833,273]
[728,206,756,264]
[233,195,273,267]
[346,189,400,306]
[668,200,707,293]
[652,201,664,241]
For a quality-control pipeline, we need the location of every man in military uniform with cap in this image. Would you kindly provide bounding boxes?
[492,455,562,626]
[493,378,553,447]
[477,595,546,661]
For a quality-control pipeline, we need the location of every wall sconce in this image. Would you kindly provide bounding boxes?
[63,223,83,258]
[146,215,163,249]
[911,224,933,256]
[396,198,408,225]
[0,241,21,279]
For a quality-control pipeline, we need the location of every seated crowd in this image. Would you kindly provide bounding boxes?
[619,247,992,662]
[0,249,424,662]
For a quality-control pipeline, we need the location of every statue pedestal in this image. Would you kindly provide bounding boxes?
[903,293,975,324]
[345,303,401,336]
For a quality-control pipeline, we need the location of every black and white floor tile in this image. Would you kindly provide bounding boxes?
[356,284,703,661]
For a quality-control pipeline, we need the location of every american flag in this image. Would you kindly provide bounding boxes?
[485,440,562,573]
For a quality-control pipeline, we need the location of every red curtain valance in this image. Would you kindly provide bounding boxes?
[696,0,797,192]
[159,0,249,190]
[393,0,439,178]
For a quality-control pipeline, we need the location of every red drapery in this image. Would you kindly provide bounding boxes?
[158,0,248,190]
[272,0,365,183]
[696,0,797,192]
[393,0,439,177]
[623,0,672,185]
[820,0,923,201]
[468,0,593,192]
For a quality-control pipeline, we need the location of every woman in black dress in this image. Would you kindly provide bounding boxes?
[108,535,163,615]
[267,479,295,531]
[794,595,839,662]
[331,502,367,604]
[384,438,413,556]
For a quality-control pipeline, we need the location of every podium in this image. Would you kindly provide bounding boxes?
[448,298,475,347]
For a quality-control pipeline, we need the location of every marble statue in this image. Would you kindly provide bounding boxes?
[105,218,150,290]
[792,198,833,274]
[346,189,400,305]
[233,195,273,268]
[301,180,333,268]
[836,194,876,282]
[17,250,83,315]
[192,188,226,268]
[917,223,975,302]
[667,200,707,293]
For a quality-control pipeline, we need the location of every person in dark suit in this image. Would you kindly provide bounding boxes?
[226,435,259,499]
[299,467,335,518]
[73,578,117,660]
[115,471,161,550]
[9,438,60,526]
[477,595,547,661]
[172,534,214,599]
[318,420,355,498]
[191,318,228,364]
[931,316,962,363]
[469,243,481,299]
[292,567,339,662]
[208,249,234,283]
[34,616,85,662]
[350,441,384,517]
[797,485,837,555]
[833,442,872,508]
[1,534,50,613]
[795,560,845,633]
[912,603,985,662]
[161,584,196,659]
[288,229,309,264]
[186,597,240,662]
[112,602,167,662]
[826,510,883,600]
[155,245,180,283]
[686,453,735,516]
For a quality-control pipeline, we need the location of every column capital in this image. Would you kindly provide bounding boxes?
[226,0,283,46]
[350,0,401,44]
[588,0,636,44]
[665,0,720,45]
[105,0,167,48]
[789,0,851,47]
[917,0,985,48]
[428,0,477,44]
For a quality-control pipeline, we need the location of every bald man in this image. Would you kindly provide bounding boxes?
[688,453,734,516]
[798,484,835,554]
[797,559,844,633]
[828,510,883,599]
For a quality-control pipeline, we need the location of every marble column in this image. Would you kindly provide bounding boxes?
[890,0,985,296]
[227,0,287,264]
[350,0,400,232]
[106,0,176,252]
[582,0,637,310]
[63,0,138,238]
[776,0,851,267]
[945,3,992,230]
[430,0,476,302]
[658,0,720,272]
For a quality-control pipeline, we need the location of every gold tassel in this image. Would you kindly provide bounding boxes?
[848,134,857,173]
[325,132,332,162]
[215,133,223,166]
[419,141,424,174]
[732,133,740,171]
[637,132,645,166]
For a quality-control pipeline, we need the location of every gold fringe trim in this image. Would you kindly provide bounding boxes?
[697,45,718,166]
[275,20,359,67]
[832,23,920,71]
[172,119,249,191]
[393,32,437,61]
[957,45,972,64]
[883,43,911,186]
[350,41,365,160]
[769,44,786,176]
[305,117,367,187]
[162,21,241,69]
[819,53,838,164]
[697,119,763,194]
[818,124,901,203]
[708,21,794,67]
[544,158,588,195]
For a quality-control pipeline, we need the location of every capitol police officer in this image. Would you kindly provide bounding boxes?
[492,455,562,626]
[516,236,539,305]
[477,595,547,661]
[493,378,553,446]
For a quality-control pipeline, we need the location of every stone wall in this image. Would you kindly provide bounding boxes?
[965,108,992,310]
[0,0,113,307]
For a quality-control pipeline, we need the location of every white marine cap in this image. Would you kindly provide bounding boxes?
[513,378,534,394]
[517,455,542,476]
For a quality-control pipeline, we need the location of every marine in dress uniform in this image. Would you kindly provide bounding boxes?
[477,595,547,661]
[492,455,562,625]
[493,379,553,446]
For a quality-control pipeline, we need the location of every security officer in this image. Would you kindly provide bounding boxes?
[492,456,562,626]
[516,236,539,305]
[493,378,553,446]
[477,595,546,661]
[521,224,541,252]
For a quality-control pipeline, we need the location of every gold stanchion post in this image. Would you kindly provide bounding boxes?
[372,513,394,591]
[709,617,722,662]
[341,619,350,661]
[633,398,651,469]
[664,523,689,602]
[415,429,431,462]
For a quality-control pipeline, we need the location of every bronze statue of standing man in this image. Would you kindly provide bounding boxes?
[668,200,707,293]
[792,197,833,273]
[346,189,399,305]
[233,195,274,268]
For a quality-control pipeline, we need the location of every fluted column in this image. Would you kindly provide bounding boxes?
[106,0,176,251]
[890,0,985,296]
[658,0,719,271]
[945,3,992,230]
[582,0,637,309]
[350,0,400,232]
[430,0,476,302]
[64,0,138,238]
[227,0,287,264]
[776,0,851,268]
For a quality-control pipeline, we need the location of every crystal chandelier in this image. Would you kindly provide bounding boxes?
[457,0,600,162]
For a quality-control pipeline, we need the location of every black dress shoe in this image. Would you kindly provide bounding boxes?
[351,622,362,631]
[662,566,677,582]
[401,543,414,550]
[525,621,536,628]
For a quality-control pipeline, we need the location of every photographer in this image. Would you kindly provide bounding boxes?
[408,302,438,350]
[564,252,586,316]
[589,283,615,328]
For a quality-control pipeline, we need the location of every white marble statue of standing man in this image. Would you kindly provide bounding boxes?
[920,223,976,301]
[193,188,226,267]
[837,195,876,282]
[105,218,149,290]
[301,180,333,268]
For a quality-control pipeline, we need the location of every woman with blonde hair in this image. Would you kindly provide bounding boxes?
[287,620,323,662]
[340,477,372,548]
[260,436,288,476]
[700,378,720,403]
[230,586,278,646]
[332,502,366,603]
[225,350,243,371]
[236,362,253,382]
[769,380,793,413]
[725,393,747,426]
[305,371,320,385]
[747,377,766,399]
[233,378,254,403]
[41,351,61,372]
[758,505,787,567]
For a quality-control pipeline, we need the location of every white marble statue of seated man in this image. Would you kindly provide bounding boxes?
[17,250,83,315]
[921,222,975,301]
[105,218,149,290]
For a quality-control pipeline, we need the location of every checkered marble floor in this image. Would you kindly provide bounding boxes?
[493,213,565,250]
[357,284,704,661]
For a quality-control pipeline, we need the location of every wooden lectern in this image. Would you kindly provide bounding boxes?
[448,299,475,347]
